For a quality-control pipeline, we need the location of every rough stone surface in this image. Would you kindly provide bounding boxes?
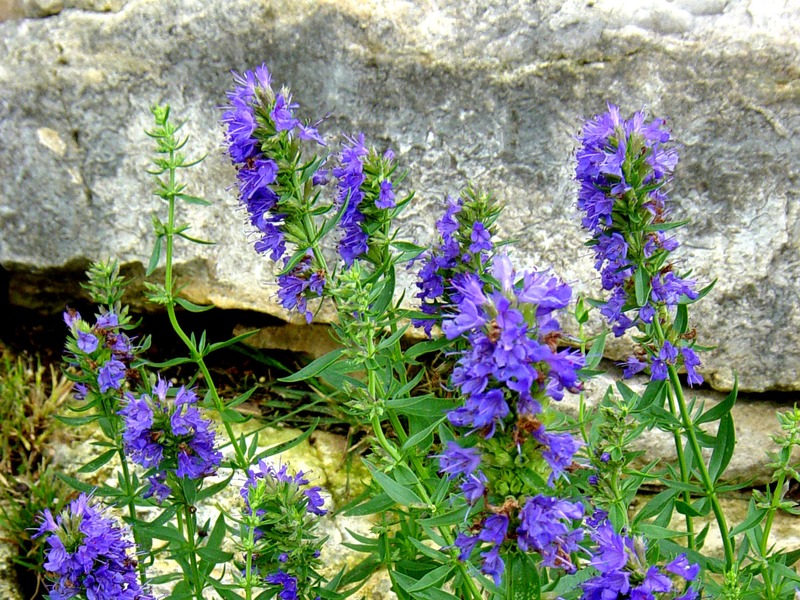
[1,0,800,392]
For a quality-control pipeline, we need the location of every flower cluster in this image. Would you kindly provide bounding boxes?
[333,133,399,266]
[575,105,704,385]
[240,461,326,600]
[242,460,327,518]
[222,65,327,321]
[581,519,699,600]
[64,308,136,399]
[442,255,583,432]
[119,378,222,502]
[431,249,585,583]
[35,493,154,600]
[413,187,500,335]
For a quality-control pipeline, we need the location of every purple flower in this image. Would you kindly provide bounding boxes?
[590,522,629,573]
[665,554,700,582]
[35,494,154,600]
[265,569,299,600]
[436,442,482,479]
[460,471,487,504]
[469,222,492,255]
[376,179,396,209]
[276,254,326,323]
[98,358,126,393]
[478,514,508,545]
[681,346,703,387]
[480,545,505,586]
[454,532,479,561]
[77,331,99,354]
[271,94,300,132]
[623,355,648,378]
[119,378,221,497]
[516,495,583,571]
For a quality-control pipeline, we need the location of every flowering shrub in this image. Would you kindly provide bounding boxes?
[37,64,800,600]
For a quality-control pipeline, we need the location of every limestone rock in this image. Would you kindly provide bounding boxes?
[1,0,799,392]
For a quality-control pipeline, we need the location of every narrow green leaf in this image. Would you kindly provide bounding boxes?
[206,329,258,354]
[372,265,396,316]
[675,500,707,518]
[696,375,738,425]
[634,267,651,307]
[195,473,234,503]
[709,412,735,483]
[680,278,716,304]
[634,379,666,412]
[401,416,446,452]
[147,235,163,276]
[176,231,216,245]
[636,523,686,539]
[342,492,394,517]
[407,565,454,593]
[77,449,117,474]
[405,336,452,360]
[55,414,98,426]
[584,332,607,370]
[252,420,318,462]
[175,297,215,313]
[177,193,212,206]
[137,523,186,544]
[279,349,344,383]
[729,506,767,537]
[364,461,426,507]
[644,219,690,232]
[673,303,689,335]
[221,408,250,424]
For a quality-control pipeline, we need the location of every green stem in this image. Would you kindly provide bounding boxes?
[654,315,734,568]
[759,471,786,599]
[183,504,205,600]
[117,447,148,584]
[163,178,246,468]
[244,523,255,600]
[664,384,696,552]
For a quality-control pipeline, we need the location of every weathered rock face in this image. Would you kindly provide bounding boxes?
[1,0,799,392]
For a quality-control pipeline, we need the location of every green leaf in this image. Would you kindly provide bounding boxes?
[279,349,344,383]
[632,488,677,525]
[175,297,215,313]
[221,408,250,424]
[673,303,689,335]
[680,278,716,304]
[696,375,738,425]
[675,500,708,518]
[252,420,318,462]
[55,414,98,426]
[729,505,768,537]
[136,523,186,544]
[391,571,460,600]
[364,461,426,508]
[206,329,258,354]
[405,337,452,360]
[584,332,607,370]
[176,231,216,245]
[636,523,686,539]
[545,569,596,596]
[506,553,541,600]
[401,416,446,452]
[644,219,690,232]
[142,356,195,369]
[406,565,454,592]
[372,265,396,316]
[195,473,234,503]
[342,491,395,517]
[177,193,211,206]
[147,235,163,276]
[633,379,666,412]
[56,473,118,497]
[77,449,117,474]
[418,505,471,528]
[709,412,735,483]
[634,267,651,307]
